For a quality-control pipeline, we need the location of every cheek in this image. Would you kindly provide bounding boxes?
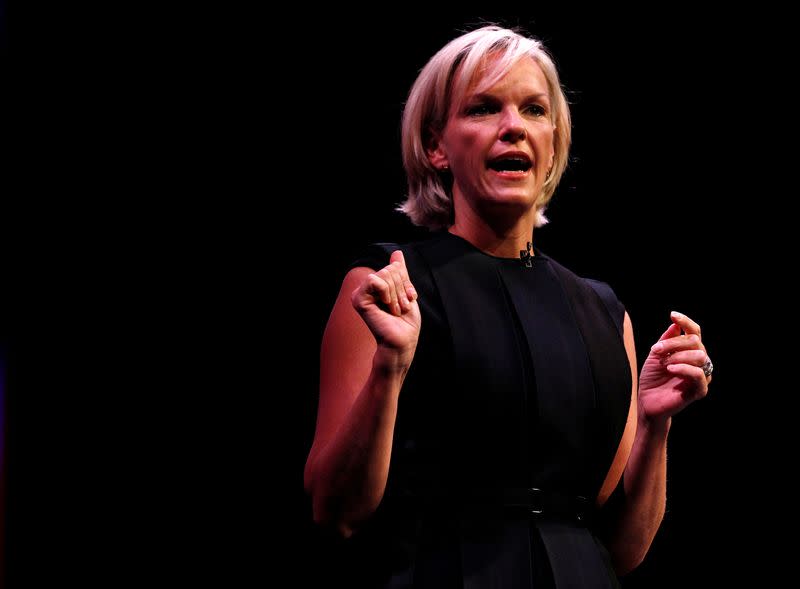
[454,128,483,149]
[448,134,484,167]
[532,129,555,163]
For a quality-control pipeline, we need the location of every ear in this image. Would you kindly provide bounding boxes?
[426,132,449,170]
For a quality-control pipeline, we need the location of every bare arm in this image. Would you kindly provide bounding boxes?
[303,251,420,537]
[605,311,711,574]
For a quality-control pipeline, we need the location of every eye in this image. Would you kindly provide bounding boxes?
[465,103,497,116]
[523,104,547,117]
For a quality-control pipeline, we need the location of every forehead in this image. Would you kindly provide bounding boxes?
[466,55,549,97]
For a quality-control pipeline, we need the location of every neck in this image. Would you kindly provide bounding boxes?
[448,217,535,259]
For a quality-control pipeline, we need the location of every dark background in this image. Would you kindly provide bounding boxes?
[293,14,797,588]
[291,14,779,588]
[6,11,792,587]
[290,14,788,588]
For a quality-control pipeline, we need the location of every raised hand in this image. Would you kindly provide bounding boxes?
[638,311,712,424]
[351,250,421,360]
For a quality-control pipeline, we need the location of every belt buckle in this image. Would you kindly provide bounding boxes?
[527,487,544,516]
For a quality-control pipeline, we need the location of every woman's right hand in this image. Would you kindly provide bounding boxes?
[350,250,421,363]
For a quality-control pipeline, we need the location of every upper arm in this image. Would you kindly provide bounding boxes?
[597,311,638,505]
[304,267,377,488]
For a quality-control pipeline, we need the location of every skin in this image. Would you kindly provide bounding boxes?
[427,56,554,257]
[304,252,419,536]
[304,55,711,576]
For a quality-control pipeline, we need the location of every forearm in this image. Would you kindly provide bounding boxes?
[608,417,670,575]
[307,350,409,536]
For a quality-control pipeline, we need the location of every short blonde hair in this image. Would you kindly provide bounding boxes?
[398,25,572,230]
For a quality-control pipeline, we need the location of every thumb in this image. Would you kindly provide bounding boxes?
[390,249,405,268]
[658,322,682,341]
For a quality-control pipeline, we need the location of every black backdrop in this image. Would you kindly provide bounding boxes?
[293,14,759,588]
[6,11,792,588]
[286,14,790,588]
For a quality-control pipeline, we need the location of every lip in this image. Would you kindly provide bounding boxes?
[488,168,531,180]
[487,150,533,166]
[487,150,534,181]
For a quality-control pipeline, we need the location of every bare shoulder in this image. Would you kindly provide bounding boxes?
[325,267,377,342]
[310,267,379,451]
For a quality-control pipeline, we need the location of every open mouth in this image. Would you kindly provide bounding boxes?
[487,155,533,174]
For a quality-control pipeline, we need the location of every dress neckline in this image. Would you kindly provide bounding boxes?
[442,231,548,263]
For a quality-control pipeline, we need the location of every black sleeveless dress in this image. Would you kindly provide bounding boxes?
[334,231,631,588]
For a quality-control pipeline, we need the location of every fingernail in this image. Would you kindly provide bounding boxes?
[651,342,664,353]
[671,311,683,319]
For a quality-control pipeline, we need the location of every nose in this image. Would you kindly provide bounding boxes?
[499,108,526,143]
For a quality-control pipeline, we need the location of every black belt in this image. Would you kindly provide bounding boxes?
[491,487,592,524]
[393,488,593,525]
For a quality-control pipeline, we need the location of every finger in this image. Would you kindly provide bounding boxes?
[389,249,406,268]
[658,322,682,341]
[391,250,418,302]
[388,255,410,306]
[376,268,400,315]
[652,333,703,356]
[365,273,392,307]
[387,263,411,311]
[661,349,707,368]
[352,272,391,314]
[665,363,709,398]
[404,277,418,302]
[670,311,702,337]
[650,323,681,355]
[665,362,705,379]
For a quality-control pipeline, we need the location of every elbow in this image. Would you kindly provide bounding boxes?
[307,480,380,539]
[304,451,381,538]
[609,535,655,577]
[315,511,356,539]
[612,550,647,577]
[305,455,341,531]
[305,468,358,538]
[310,492,357,538]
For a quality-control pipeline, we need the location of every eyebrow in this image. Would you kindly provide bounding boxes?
[469,91,551,104]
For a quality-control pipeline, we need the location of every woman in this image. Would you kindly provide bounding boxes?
[304,25,712,588]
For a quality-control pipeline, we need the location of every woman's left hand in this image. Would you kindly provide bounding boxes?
[638,311,712,425]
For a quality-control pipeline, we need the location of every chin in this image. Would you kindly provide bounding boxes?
[480,194,537,217]
[489,190,537,207]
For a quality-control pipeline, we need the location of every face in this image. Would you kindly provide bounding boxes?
[429,56,556,218]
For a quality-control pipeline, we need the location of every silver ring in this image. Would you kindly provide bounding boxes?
[702,358,713,378]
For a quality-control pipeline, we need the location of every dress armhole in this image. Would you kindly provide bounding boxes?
[585,279,625,336]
